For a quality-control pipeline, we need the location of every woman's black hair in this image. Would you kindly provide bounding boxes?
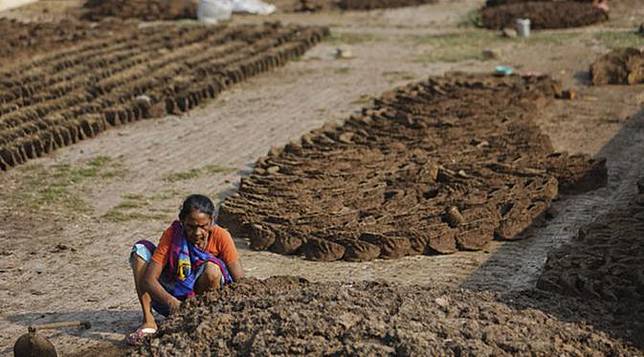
[179,194,215,221]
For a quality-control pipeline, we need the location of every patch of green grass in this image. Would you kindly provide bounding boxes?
[334,67,352,74]
[523,32,582,46]
[9,156,125,214]
[103,189,182,222]
[594,31,642,50]
[122,193,145,200]
[163,164,235,183]
[102,210,169,223]
[382,71,416,81]
[412,31,506,63]
[457,9,483,28]
[327,32,377,45]
[350,94,373,106]
[113,200,146,210]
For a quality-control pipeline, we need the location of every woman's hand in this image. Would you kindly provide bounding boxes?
[168,297,182,315]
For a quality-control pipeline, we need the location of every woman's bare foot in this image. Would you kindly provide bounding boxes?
[126,322,158,346]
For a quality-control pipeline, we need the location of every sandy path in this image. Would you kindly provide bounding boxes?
[1,0,643,355]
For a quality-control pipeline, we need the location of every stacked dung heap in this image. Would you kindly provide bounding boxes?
[590,47,644,85]
[0,18,138,62]
[134,276,641,355]
[0,22,328,170]
[219,74,607,262]
[83,0,198,21]
[480,1,608,30]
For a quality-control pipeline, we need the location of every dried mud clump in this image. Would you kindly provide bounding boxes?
[590,47,644,85]
[219,74,607,262]
[481,1,608,30]
[133,276,641,356]
[0,22,328,171]
[83,0,197,21]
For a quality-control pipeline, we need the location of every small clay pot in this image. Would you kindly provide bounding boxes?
[13,330,57,357]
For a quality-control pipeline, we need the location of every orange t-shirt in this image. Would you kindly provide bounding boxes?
[151,224,239,267]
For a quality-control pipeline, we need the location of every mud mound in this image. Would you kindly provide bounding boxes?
[590,47,644,85]
[133,276,640,356]
[481,1,608,29]
[485,0,592,6]
[83,0,197,21]
[0,22,328,171]
[218,74,607,261]
[336,0,437,11]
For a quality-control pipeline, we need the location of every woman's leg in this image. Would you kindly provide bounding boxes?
[194,261,223,294]
[131,255,158,330]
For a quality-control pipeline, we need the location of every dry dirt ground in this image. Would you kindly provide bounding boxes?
[1,0,643,355]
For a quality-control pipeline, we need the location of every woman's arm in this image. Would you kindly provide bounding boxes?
[143,261,181,313]
[227,259,245,281]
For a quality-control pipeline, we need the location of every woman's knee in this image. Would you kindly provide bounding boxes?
[202,262,223,286]
[130,254,148,271]
[129,241,155,271]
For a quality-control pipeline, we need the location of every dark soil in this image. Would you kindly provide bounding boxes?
[218,74,606,261]
[481,1,608,30]
[0,21,328,171]
[133,276,642,356]
[336,0,437,11]
[82,0,198,21]
[590,47,644,85]
[536,181,644,347]
[485,0,592,6]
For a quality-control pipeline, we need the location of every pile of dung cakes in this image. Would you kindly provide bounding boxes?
[0,21,328,171]
[590,47,644,85]
[218,73,607,262]
[133,276,641,355]
[480,0,608,30]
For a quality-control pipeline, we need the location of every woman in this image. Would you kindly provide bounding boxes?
[126,194,244,345]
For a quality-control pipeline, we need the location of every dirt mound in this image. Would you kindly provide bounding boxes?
[82,0,197,21]
[0,22,328,171]
[218,74,607,261]
[481,1,608,29]
[336,0,437,11]
[133,276,641,356]
[485,0,592,6]
[590,47,644,85]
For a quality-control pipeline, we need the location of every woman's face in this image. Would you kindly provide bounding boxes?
[182,209,213,249]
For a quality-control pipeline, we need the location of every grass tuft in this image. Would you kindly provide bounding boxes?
[412,31,506,63]
[594,31,643,50]
[163,164,236,183]
[327,31,378,45]
[6,156,125,215]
